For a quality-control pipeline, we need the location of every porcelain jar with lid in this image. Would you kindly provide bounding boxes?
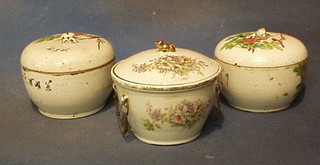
[20,32,115,119]
[214,28,308,112]
[111,41,222,145]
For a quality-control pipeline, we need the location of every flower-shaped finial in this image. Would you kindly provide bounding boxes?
[255,28,270,39]
[60,32,78,43]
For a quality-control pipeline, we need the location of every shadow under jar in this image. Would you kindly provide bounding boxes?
[214,28,308,113]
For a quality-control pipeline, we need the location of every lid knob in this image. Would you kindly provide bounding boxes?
[155,40,176,52]
[60,32,78,43]
[254,28,271,39]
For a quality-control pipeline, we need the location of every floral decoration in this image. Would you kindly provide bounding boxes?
[142,98,212,131]
[293,62,307,92]
[293,63,306,78]
[35,33,105,49]
[220,29,286,52]
[132,55,208,78]
[35,34,60,43]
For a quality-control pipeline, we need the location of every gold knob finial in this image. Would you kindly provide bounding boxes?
[155,40,176,52]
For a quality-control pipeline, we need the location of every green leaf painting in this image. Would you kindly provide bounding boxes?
[220,31,286,53]
[34,33,105,50]
[35,34,60,43]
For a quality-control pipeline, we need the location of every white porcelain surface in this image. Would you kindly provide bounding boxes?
[21,32,115,119]
[214,28,307,112]
[113,48,220,89]
[112,46,221,145]
[21,32,115,72]
[215,28,307,67]
[113,81,220,145]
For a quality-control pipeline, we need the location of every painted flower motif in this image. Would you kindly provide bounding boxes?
[220,30,286,52]
[293,63,306,78]
[132,55,208,79]
[35,33,105,50]
[35,34,60,43]
[142,99,211,131]
[293,62,307,94]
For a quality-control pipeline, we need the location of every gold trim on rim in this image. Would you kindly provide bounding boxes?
[215,58,307,70]
[112,69,222,92]
[22,58,115,76]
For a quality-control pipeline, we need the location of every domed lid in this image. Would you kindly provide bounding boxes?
[112,40,221,91]
[214,28,308,67]
[21,32,115,72]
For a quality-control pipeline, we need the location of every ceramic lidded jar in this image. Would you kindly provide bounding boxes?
[111,41,221,145]
[214,28,307,112]
[21,32,115,119]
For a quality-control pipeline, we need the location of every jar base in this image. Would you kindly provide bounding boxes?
[229,103,290,113]
[38,104,105,119]
[133,132,201,145]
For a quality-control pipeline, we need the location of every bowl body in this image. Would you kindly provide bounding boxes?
[20,32,115,119]
[113,79,220,145]
[216,59,306,112]
[22,62,114,118]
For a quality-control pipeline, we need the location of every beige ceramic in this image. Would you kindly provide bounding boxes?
[111,41,221,145]
[214,28,307,112]
[21,32,115,119]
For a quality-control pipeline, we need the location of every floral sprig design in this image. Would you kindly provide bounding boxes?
[74,33,106,49]
[35,33,105,49]
[220,28,286,53]
[293,62,307,93]
[35,34,60,43]
[293,63,306,78]
[142,99,211,131]
[132,55,208,78]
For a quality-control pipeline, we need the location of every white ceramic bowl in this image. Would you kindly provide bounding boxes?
[20,32,115,119]
[111,41,221,145]
[214,28,308,112]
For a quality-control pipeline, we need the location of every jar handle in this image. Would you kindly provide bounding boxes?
[114,93,129,134]
[212,79,222,121]
[215,81,222,112]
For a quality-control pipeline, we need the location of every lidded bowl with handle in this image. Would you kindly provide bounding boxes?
[111,41,222,145]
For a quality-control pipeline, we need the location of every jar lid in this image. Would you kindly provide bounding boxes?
[21,32,115,73]
[214,28,308,67]
[112,40,221,91]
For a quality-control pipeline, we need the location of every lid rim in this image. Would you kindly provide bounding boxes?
[22,58,115,75]
[111,62,221,92]
[112,73,221,92]
[215,58,307,69]
[112,48,221,87]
